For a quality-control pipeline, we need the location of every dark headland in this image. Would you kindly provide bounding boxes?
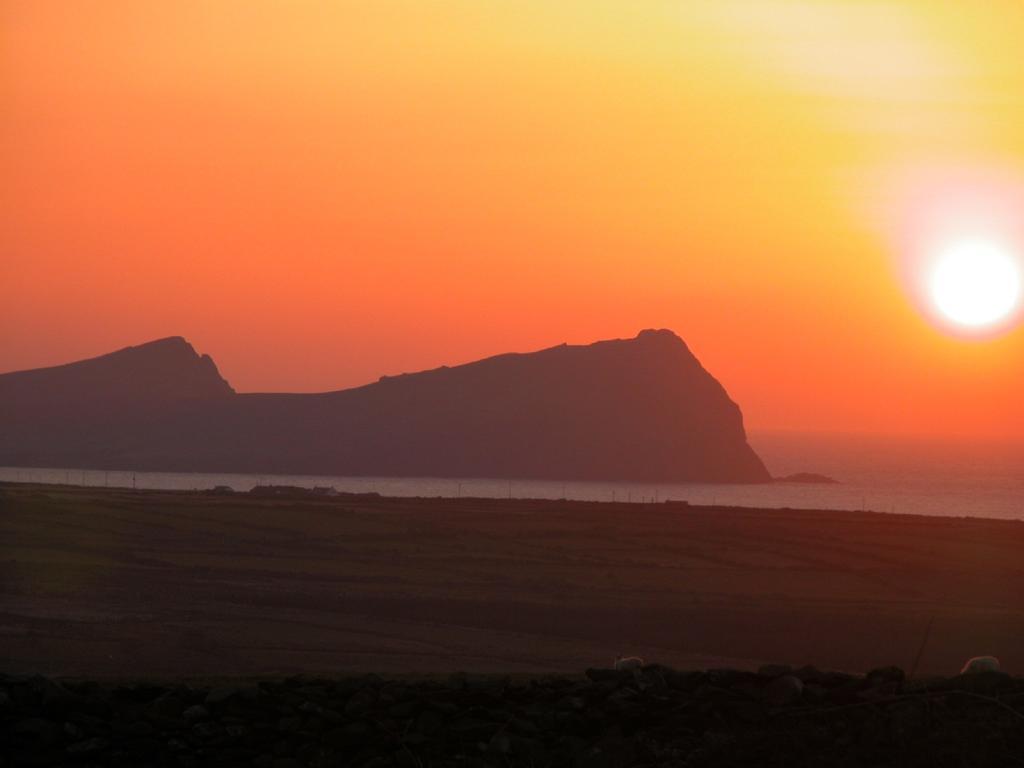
[0,330,769,483]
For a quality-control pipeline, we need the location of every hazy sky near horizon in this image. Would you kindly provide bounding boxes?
[4,1,1024,438]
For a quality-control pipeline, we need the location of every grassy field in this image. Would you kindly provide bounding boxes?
[1,482,1022,678]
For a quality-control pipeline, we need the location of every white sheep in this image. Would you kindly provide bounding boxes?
[614,656,644,671]
[961,656,1001,674]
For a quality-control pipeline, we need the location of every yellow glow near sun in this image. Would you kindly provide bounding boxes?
[928,239,1022,330]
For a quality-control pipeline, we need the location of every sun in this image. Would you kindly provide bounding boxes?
[928,239,1022,331]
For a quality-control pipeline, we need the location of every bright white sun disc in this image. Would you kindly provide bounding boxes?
[928,240,1022,328]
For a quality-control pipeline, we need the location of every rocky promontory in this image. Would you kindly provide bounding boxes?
[0,330,769,483]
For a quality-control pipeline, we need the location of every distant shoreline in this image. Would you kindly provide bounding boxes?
[0,477,886,519]
[0,477,1017,525]
[5,428,1023,521]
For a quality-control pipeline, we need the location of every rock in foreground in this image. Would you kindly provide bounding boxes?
[2,666,1021,767]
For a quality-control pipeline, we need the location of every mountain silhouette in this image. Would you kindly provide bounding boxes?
[0,330,770,482]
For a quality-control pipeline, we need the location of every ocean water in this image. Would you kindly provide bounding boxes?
[2,432,1021,520]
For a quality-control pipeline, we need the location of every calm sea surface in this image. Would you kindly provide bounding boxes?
[2,432,1021,520]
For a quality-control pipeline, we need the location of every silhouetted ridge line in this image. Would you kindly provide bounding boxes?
[0,330,769,482]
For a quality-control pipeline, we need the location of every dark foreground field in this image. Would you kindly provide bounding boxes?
[1,482,1023,678]
[4,482,1024,766]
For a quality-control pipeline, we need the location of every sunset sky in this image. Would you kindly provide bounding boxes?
[4,1,1024,438]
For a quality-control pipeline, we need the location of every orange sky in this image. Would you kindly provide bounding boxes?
[3,1,1024,438]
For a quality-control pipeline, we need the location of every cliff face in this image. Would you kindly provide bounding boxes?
[0,338,234,468]
[0,331,769,482]
[0,337,233,409]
